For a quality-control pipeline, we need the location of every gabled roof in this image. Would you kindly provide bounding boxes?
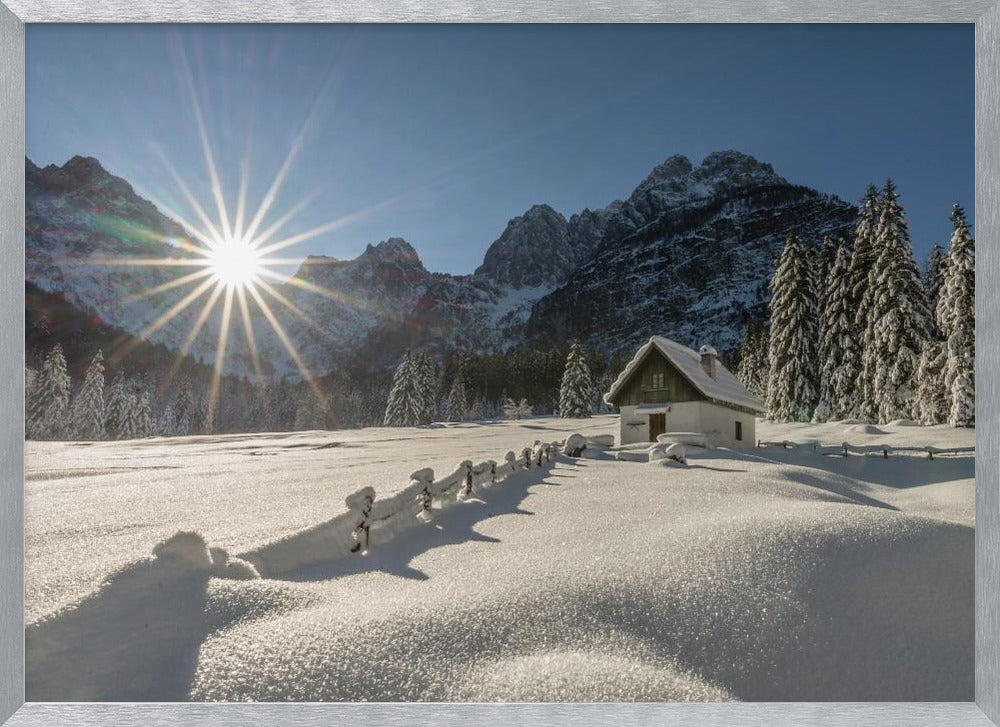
[604,336,766,413]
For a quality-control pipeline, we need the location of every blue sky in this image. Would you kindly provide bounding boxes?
[27,24,973,274]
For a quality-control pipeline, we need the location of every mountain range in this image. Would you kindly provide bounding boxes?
[25,151,857,377]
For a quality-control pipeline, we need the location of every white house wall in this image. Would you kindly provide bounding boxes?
[617,402,757,449]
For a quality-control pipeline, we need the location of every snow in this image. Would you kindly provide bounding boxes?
[25,415,973,702]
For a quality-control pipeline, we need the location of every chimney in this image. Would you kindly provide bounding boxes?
[698,345,718,379]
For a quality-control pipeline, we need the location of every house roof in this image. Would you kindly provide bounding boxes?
[604,336,766,414]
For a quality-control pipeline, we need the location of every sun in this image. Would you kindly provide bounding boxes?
[206,237,264,288]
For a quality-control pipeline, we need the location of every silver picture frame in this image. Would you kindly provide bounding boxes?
[1,3,996,725]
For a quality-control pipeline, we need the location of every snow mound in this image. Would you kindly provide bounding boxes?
[151,531,212,571]
[563,433,587,457]
[845,424,886,435]
[586,434,615,449]
[889,419,920,427]
[649,442,687,464]
[189,454,972,702]
[209,548,261,581]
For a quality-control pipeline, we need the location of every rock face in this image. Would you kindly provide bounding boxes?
[526,151,857,353]
[25,151,857,376]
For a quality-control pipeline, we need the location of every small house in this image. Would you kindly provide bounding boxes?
[603,336,765,448]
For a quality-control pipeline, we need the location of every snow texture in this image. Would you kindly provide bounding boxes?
[25,416,973,702]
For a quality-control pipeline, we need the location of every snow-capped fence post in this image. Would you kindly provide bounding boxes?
[462,459,474,497]
[490,460,497,484]
[535,442,543,467]
[346,487,376,554]
[522,447,532,470]
[411,468,435,515]
[843,443,849,457]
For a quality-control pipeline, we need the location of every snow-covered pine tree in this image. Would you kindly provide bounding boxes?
[846,184,882,420]
[68,350,106,440]
[766,229,819,421]
[937,204,975,427]
[949,298,975,428]
[135,386,155,438]
[294,385,327,430]
[113,377,142,440]
[158,403,178,436]
[736,320,769,401]
[384,351,420,427]
[914,341,949,425]
[814,243,856,422]
[503,397,532,420]
[445,376,468,422]
[25,366,38,413]
[924,242,948,336]
[104,373,127,439]
[867,180,931,422]
[559,341,593,418]
[26,343,71,440]
[174,377,194,436]
[413,353,439,424]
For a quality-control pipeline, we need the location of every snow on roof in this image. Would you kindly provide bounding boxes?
[604,336,766,413]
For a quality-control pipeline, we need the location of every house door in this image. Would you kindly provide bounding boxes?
[648,413,666,442]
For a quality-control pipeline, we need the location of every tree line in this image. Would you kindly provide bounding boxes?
[737,181,974,427]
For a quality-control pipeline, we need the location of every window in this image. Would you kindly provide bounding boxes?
[649,372,665,389]
[735,421,743,441]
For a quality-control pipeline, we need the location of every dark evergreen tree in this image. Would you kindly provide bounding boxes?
[559,341,593,418]
[68,350,106,440]
[815,243,855,421]
[846,184,882,420]
[766,229,819,421]
[937,204,975,427]
[26,343,71,440]
[867,180,930,422]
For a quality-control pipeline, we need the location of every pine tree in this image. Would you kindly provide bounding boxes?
[846,184,882,420]
[68,350,106,440]
[937,204,975,427]
[384,351,421,427]
[914,341,949,425]
[559,341,593,418]
[135,387,155,438]
[814,243,856,422]
[104,373,128,440]
[924,242,948,335]
[766,229,819,421]
[445,376,468,422]
[503,397,533,420]
[292,384,327,431]
[158,403,178,436]
[867,180,931,422]
[174,377,194,436]
[115,377,144,440]
[26,343,71,440]
[413,353,439,424]
[736,320,769,401]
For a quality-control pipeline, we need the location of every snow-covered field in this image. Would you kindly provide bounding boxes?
[25,416,974,702]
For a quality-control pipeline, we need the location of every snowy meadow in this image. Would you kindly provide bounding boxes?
[25,416,973,702]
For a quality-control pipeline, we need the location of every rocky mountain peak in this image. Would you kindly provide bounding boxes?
[694,150,784,188]
[474,204,574,290]
[357,237,425,269]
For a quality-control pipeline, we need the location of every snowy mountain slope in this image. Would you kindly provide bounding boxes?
[526,152,858,354]
[24,417,973,701]
[26,157,262,373]
[26,151,856,375]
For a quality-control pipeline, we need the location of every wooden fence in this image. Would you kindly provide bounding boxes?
[757,440,975,460]
[243,439,564,577]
